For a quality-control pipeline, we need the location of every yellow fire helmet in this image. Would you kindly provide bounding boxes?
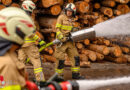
[0,7,35,45]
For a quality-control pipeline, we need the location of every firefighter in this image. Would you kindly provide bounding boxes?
[54,3,84,79]
[18,0,46,82]
[0,7,37,89]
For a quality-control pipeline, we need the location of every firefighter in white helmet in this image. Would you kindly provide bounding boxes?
[0,7,39,89]
[53,3,84,79]
[18,0,46,82]
[22,0,36,15]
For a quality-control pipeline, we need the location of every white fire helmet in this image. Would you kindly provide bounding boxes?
[65,3,76,15]
[22,0,36,12]
[0,7,35,45]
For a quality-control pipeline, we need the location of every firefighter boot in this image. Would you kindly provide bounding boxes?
[55,60,65,81]
[72,56,85,79]
[72,72,85,79]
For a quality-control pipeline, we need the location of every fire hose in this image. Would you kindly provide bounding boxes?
[34,73,130,90]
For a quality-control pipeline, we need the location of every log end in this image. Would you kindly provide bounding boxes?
[79,1,89,13]
[103,47,110,55]
[50,5,61,16]
[113,47,122,57]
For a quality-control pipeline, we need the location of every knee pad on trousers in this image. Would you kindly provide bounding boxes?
[74,56,80,66]
[58,60,65,69]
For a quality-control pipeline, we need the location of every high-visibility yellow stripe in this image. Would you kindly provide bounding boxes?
[24,34,39,43]
[71,67,80,72]
[34,70,43,73]
[56,24,73,31]
[56,69,63,74]
[32,35,39,41]
[61,25,73,31]
[56,24,62,28]
[34,68,43,71]
[0,85,21,90]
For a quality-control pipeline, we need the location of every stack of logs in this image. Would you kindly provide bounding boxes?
[37,0,130,31]
[0,0,21,10]
[41,33,130,68]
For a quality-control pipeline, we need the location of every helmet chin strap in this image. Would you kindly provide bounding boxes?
[25,11,32,16]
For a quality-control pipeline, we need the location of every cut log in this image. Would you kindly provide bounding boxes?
[83,19,89,25]
[124,55,130,63]
[92,38,110,46]
[38,16,57,32]
[37,5,61,15]
[108,46,122,57]
[2,0,12,6]
[113,9,122,16]
[79,54,88,61]
[40,29,54,33]
[80,61,91,67]
[81,49,97,61]
[84,0,90,3]
[65,60,91,67]
[93,12,99,16]
[114,0,129,4]
[76,43,84,49]
[117,4,130,14]
[50,5,61,15]
[0,4,6,10]
[32,0,38,3]
[102,0,116,7]
[83,15,97,19]
[42,0,63,8]
[95,15,104,24]
[100,7,113,17]
[120,47,130,54]
[58,0,64,6]
[73,22,81,28]
[43,54,56,62]
[75,1,89,13]
[88,44,110,55]
[105,56,127,63]
[68,0,74,3]
[95,52,104,61]
[10,3,20,8]
[83,39,90,46]
[94,3,101,9]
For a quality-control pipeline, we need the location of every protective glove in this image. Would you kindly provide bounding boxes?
[38,40,46,46]
[60,36,69,42]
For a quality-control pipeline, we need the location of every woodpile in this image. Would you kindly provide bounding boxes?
[0,0,129,67]
[40,36,130,67]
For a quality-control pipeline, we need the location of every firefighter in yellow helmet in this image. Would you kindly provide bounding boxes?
[0,7,37,89]
[54,3,84,79]
[17,0,46,82]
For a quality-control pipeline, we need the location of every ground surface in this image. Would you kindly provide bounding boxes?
[26,62,130,90]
